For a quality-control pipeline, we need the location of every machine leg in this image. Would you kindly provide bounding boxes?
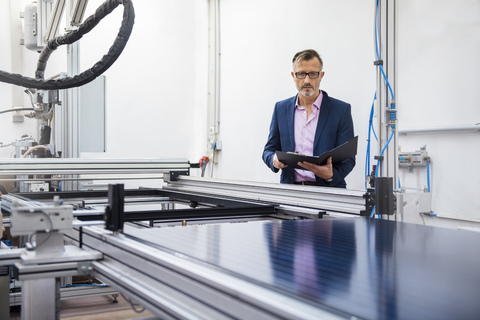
[21,278,60,320]
[0,273,9,320]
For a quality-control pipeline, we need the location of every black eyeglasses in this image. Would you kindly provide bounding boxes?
[294,71,322,79]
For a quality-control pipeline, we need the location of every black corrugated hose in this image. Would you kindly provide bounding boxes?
[0,0,134,90]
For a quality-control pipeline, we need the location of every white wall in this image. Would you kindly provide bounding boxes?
[1,0,479,226]
[78,0,209,162]
[396,0,480,222]
[0,0,37,158]
[212,0,480,227]
[213,0,375,191]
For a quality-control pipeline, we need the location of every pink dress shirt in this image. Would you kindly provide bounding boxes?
[294,91,323,182]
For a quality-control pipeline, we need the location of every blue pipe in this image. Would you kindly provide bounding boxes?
[374,130,395,178]
[370,205,377,218]
[375,0,395,100]
[427,162,431,192]
[365,93,378,189]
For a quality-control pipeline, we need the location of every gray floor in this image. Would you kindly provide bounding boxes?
[10,295,156,320]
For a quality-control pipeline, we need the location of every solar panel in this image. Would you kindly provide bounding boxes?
[126,218,480,319]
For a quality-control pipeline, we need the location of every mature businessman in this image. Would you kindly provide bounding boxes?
[262,49,355,188]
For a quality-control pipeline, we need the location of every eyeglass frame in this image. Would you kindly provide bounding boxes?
[294,71,323,79]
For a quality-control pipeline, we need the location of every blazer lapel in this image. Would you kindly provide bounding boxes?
[314,91,331,151]
[287,95,297,150]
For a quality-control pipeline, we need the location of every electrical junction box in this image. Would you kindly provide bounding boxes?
[29,182,49,192]
[214,140,222,150]
[23,2,44,52]
[12,107,24,123]
[399,148,430,172]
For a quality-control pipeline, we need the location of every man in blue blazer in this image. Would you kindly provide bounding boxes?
[262,49,355,188]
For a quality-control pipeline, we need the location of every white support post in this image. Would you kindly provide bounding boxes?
[63,0,80,190]
[21,278,60,320]
[386,0,398,189]
[207,0,221,173]
[375,0,397,184]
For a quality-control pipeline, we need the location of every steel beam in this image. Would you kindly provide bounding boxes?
[164,176,365,215]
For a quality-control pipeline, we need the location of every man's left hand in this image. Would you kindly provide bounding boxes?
[297,157,333,180]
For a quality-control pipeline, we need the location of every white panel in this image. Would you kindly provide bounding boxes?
[214,0,375,191]
[397,0,480,221]
[80,76,105,152]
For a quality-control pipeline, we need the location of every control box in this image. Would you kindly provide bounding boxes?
[399,147,430,172]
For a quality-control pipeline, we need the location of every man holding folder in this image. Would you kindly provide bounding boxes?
[262,49,355,188]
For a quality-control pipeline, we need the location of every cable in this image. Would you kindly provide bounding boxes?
[28,211,54,249]
[121,293,145,313]
[375,0,395,100]
[0,136,35,148]
[49,111,54,126]
[62,284,109,288]
[374,0,396,134]
[210,141,217,178]
[419,211,426,225]
[0,0,135,90]
[370,98,378,142]
[370,205,376,218]
[0,108,34,115]
[374,129,395,178]
[24,89,38,110]
[427,162,430,192]
[365,93,378,189]
[22,145,50,158]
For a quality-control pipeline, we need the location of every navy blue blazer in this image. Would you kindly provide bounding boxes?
[262,91,355,188]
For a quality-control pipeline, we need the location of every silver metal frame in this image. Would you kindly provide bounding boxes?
[164,176,365,216]
[0,158,190,190]
[1,175,366,319]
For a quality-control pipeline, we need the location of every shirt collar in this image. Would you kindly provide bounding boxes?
[295,90,323,111]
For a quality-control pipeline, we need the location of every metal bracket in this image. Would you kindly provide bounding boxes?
[105,184,125,232]
[165,170,190,182]
[77,261,93,276]
[375,177,395,215]
[361,188,375,217]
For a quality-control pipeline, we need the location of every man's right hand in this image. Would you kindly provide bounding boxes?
[273,154,287,169]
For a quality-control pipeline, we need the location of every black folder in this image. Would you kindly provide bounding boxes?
[275,136,358,170]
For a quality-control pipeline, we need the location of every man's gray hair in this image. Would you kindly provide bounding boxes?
[292,49,323,70]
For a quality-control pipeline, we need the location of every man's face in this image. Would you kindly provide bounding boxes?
[291,57,324,97]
